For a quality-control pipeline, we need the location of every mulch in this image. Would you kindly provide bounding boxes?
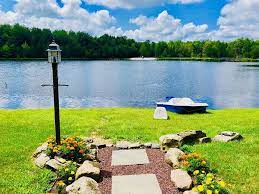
[97,147,182,194]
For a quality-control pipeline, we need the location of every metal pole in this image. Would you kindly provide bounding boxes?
[52,62,61,145]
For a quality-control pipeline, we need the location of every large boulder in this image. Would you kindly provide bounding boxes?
[212,131,243,142]
[159,134,183,151]
[171,169,192,190]
[165,148,184,168]
[177,130,206,144]
[34,153,50,168]
[46,159,66,171]
[75,161,100,181]
[33,142,48,157]
[154,107,168,120]
[66,177,101,194]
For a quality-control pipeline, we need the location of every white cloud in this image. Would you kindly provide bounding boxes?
[85,0,203,9]
[0,0,258,41]
[124,11,208,41]
[194,0,259,40]
[0,0,117,36]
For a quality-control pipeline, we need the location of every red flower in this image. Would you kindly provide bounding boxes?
[79,149,84,154]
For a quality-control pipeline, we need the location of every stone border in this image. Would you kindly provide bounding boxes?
[160,130,243,193]
[33,139,102,194]
[33,130,242,193]
[160,130,243,152]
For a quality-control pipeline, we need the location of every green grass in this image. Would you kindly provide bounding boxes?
[0,108,258,193]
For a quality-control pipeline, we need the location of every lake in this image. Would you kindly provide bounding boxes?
[0,60,259,109]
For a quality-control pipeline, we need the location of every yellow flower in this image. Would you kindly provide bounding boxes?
[218,180,226,188]
[206,178,212,185]
[71,171,75,175]
[201,160,207,165]
[192,187,198,192]
[197,185,204,192]
[206,173,214,178]
[207,190,212,194]
[214,189,219,194]
[57,181,65,186]
[68,177,73,181]
[193,170,199,175]
[65,168,69,172]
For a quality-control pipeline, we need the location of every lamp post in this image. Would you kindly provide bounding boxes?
[47,41,62,145]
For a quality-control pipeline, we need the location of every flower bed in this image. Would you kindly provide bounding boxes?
[45,136,91,163]
[178,147,229,194]
[33,136,101,194]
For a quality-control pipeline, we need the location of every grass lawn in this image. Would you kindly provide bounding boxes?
[0,108,258,193]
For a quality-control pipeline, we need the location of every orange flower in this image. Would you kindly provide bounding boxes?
[182,161,190,166]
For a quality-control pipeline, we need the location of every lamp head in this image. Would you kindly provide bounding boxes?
[47,40,62,64]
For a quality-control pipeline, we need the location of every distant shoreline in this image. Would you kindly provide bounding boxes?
[0,57,258,62]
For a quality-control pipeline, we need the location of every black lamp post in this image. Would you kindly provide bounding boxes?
[47,41,62,145]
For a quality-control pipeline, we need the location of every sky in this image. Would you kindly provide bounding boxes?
[0,0,258,42]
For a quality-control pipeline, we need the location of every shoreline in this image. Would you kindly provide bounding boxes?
[0,57,258,62]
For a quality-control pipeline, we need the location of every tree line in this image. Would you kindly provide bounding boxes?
[0,24,258,59]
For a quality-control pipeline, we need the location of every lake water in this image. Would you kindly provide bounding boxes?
[0,60,259,109]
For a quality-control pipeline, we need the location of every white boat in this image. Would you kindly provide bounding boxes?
[156,97,208,114]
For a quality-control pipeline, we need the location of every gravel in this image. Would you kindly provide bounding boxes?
[97,147,181,194]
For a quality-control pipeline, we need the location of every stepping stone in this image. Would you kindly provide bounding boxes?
[112,149,149,166]
[112,174,162,194]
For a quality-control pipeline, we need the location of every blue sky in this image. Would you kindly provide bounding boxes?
[0,0,258,41]
[83,1,227,30]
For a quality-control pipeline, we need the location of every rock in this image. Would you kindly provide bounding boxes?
[177,130,206,144]
[116,141,130,149]
[154,107,168,120]
[212,131,243,142]
[46,159,66,171]
[199,137,212,144]
[91,149,97,156]
[144,142,152,148]
[33,142,48,157]
[165,148,184,168]
[106,144,113,147]
[183,191,199,194]
[90,144,97,149]
[171,169,192,190]
[66,177,101,194]
[221,131,237,136]
[151,143,160,149]
[75,161,100,181]
[159,134,183,151]
[96,143,106,149]
[54,156,67,164]
[129,142,141,149]
[85,138,94,143]
[85,154,96,161]
[34,153,50,168]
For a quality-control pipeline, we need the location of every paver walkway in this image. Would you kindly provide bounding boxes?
[98,148,181,194]
[112,149,149,166]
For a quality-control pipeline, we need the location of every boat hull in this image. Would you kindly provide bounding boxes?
[157,104,207,114]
